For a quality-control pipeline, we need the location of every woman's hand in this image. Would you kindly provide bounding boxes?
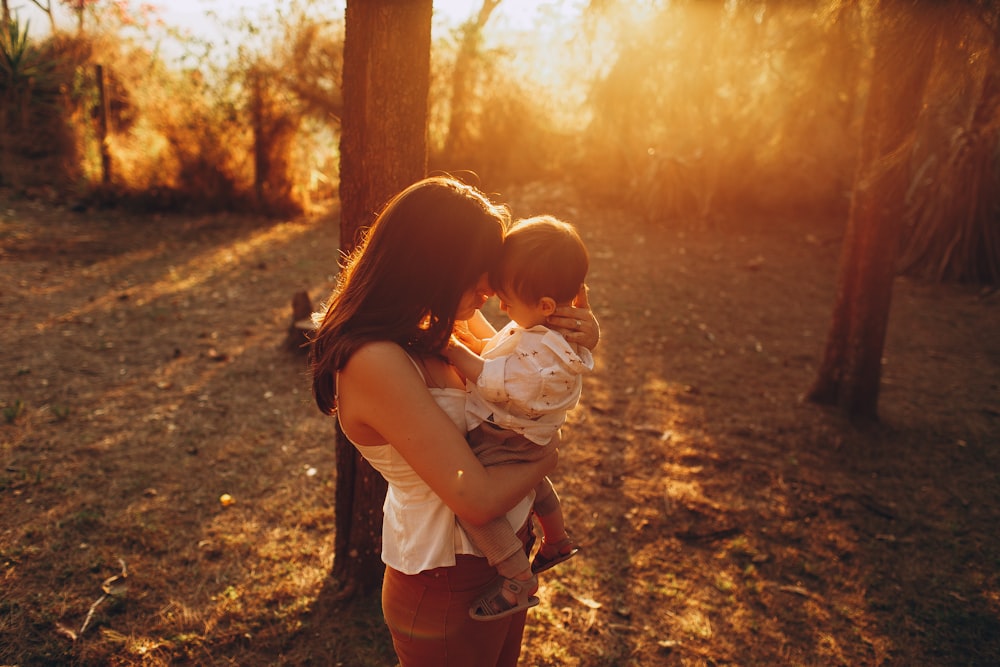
[452,320,485,354]
[445,334,484,382]
[464,309,497,347]
[547,284,600,350]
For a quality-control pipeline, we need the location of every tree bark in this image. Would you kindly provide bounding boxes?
[333,0,432,597]
[807,0,942,420]
[96,64,112,187]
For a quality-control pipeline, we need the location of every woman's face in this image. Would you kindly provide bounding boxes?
[455,274,493,320]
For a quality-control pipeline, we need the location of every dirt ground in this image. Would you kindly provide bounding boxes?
[1,183,998,666]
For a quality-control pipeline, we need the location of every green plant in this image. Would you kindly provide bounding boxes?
[0,16,32,82]
[3,398,25,423]
[1,16,61,187]
[0,16,55,108]
[51,404,71,422]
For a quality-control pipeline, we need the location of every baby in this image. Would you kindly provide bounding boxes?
[447,215,592,620]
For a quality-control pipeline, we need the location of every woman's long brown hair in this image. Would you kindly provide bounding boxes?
[310,177,508,415]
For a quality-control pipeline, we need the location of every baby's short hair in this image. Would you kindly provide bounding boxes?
[494,215,588,304]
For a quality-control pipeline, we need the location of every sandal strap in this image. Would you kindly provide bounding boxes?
[541,536,577,555]
[470,575,539,620]
[531,537,581,574]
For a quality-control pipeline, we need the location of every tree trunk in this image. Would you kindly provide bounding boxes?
[807,0,942,420]
[95,64,112,187]
[333,0,432,598]
[250,70,266,208]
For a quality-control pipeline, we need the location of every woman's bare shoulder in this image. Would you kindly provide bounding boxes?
[344,340,410,372]
[337,342,425,446]
[340,342,429,400]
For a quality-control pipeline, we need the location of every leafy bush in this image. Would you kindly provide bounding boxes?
[0,17,79,190]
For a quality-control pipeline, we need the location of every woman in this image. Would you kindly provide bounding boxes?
[310,176,598,666]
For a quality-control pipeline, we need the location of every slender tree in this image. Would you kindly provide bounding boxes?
[332,0,433,598]
[443,0,500,166]
[807,0,943,419]
[28,1,57,34]
[897,3,1000,284]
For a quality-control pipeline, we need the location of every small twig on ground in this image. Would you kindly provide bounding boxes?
[78,558,129,639]
[778,584,820,600]
[674,527,740,542]
[854,494,896,520]
[944,485,970,507]
[79,594,108,637]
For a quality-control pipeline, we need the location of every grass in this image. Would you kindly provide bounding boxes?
[1,185,999,665]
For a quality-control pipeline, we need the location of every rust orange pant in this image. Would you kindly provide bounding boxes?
[382,520,535,667]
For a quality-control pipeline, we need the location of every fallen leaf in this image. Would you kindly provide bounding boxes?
[778,584,815,599]
[55,622,78,642]
[102,574,128,596]
[572,594,602,609]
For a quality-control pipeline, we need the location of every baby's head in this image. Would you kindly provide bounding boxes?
[492,215,589,329]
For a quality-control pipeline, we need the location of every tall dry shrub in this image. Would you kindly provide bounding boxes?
[0,10,257,210]
[8,0,344,213]
[580,0,867,222]
[437,0,500,170]
[247,64,300,215]
[899,3,1000,284]
[70,34,255,211]
[428,6,580,190]
[127,0,345,216]
[480,81,569,188]
[0,19,79,191]
[430,73,569,189]
[225,1,344,215]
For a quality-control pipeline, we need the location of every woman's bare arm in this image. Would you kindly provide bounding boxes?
[337,342,556,525]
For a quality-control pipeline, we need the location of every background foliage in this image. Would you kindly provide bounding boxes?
[0,0,997,260]
[2,2,999,664]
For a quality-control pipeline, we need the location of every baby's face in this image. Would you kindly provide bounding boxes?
[496,289,549,329]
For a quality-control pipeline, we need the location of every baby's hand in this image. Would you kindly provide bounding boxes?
[445,332,485,382]
[452,321,484,353]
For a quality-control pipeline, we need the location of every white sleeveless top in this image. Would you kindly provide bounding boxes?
[339,357,534,574]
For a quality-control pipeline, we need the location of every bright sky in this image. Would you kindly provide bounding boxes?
[156,0,579,34]
[157,1,575,27]
[18,0,583,53]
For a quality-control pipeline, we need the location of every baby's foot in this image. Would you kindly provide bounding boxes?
[469,573,539,621]
[531,536,581,574]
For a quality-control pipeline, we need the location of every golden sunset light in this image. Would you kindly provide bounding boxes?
[2,1,998,665]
